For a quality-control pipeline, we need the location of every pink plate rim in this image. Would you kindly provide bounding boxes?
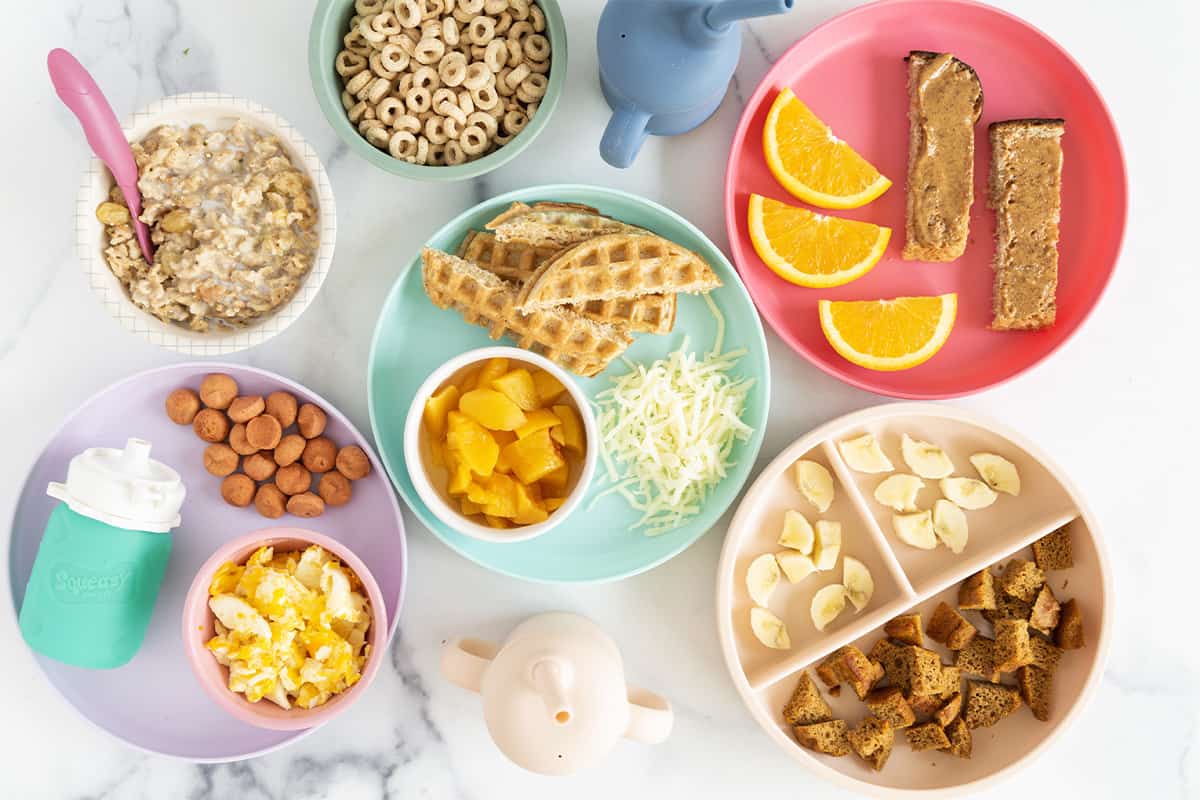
[722,0,1129,400]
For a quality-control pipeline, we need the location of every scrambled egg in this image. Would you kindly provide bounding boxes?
[206,545,370,710]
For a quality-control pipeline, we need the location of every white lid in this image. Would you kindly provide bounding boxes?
[46,438,185,532]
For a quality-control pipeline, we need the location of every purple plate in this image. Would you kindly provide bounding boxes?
[6,363,407,761]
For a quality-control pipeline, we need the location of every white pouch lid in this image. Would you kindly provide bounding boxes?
[46,438,185,533]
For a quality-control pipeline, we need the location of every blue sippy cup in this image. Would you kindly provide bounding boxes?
[19,438,185,669]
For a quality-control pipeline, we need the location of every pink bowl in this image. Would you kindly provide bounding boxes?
[182,528,388,731]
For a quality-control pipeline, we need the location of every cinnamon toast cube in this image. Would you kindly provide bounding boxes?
[1018,665,1055,721]
[963,680,1023,728]
[794,720,851,756]
[945,717,973,758]
[1031,526,1073,571]
[864,687,916,729]
[905,721,952,752]
[782,671,833,726]
[1000,559,1045,602]
[927,601,978,650]
[1056,598,1085,649]
[993,619,1035,673]
[955,636,999,682]
[848,716,895,771]
[958,568,996,611]
[884,613,924,647]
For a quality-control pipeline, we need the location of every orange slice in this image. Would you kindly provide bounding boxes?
[818,294,957,371]
[763,88,891,209]
[747,194,890,288]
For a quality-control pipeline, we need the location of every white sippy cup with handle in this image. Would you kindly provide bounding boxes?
[441,612,673,775]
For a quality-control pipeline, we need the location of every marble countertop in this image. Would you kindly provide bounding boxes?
[1,0,1195,798]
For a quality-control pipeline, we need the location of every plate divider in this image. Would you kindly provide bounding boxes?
[745,506,1082,695]
[819,439,915,597]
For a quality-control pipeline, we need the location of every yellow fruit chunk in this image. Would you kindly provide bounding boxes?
[531,369,567,404]
[513,481,549,525]
[459,365,482,392]
[515,408,561,439]
[429,440,445,468]
[477,358,510,387]
[480,473,520,518]
[818,294,958,371]
[549,404,584,454]
[541,464,569,496]
[763,88,891,209]
[460,498,483,516]
[483,515,510,530]
[448,463,472,495]
[544,496,566,512]
[495,446,513,474]
[501,429,566,485]
[460,389,527,431]
[446,411,499,476]
[747,194,890,288]
[491,368,539,411]
[423,384,460,437]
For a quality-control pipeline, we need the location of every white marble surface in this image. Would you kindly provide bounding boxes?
[1,0,1196,797]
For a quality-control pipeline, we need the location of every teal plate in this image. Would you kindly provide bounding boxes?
[367,185,770,583]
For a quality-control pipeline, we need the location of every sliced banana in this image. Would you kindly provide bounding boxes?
[842,556,874,612]
[813,520,842,571]
[750,606,791,649]
[892,510,937,549]
[969,453,1021,496]
[810,584,848,631]
[776,550,817,584]
[778,509,815,554]
[940,477,999,510]
[745,553,781,607]
[932,499,969,554]
[838,434,894,474]
[873,474,925,512]
[793,459,835,513]
[900,434,955,479]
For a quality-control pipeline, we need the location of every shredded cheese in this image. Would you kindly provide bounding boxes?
[592,295,755,535]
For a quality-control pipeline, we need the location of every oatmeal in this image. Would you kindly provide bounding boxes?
[98,121,319,332]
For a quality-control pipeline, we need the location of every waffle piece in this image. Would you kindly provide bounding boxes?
[421,249,632,377]
[988,119,1065,330]
[485,201,644,247]
[516,234,722,311]
[461,231,678,334]
[902,51,984,262]
[458,230,560,283]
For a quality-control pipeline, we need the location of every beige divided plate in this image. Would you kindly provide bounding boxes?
[716,404,1112,797]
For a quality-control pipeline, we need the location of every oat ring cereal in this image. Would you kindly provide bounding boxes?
[333,0,552,166]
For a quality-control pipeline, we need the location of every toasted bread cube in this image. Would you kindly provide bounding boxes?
[1029,636,1063,673]
[903,646,948,696]
[906,693,944,720]
[1029,584,1061,635]
[817,646,884,700]
[1055,598,1085,649]
[884,613,924,647]
[794,720,851,756]
[963,680,1022,728]
[982,591,1033,625]
[934,692,963,727]
[865,687,916,729]
[1000,559,1045,602]
[958,568,996,611]
[782,671,833,726]
[993,619,1035,673]
[927,601,978,650]
[848,716,895,771]
[1031,526,1073,571]
[1018,665,1054,721]
[945,717,973,758]
[955,636,999,682]
[869,638,906,690]
[905,721,952,752]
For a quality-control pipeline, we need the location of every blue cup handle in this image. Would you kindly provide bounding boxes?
[600,107,651,169]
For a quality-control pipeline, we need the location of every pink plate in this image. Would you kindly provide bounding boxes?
[724,0,1127,398]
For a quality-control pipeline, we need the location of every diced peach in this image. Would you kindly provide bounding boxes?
[544,496,566,512]
[531,369,567,404]
[429,440,445,468]
[494,446,513,474]
[483,514,511,530]
[540,464,569,495]
[481,473,520,518]
[492,430,517,447]
[515,408,561,439]
[448,463,472,495]
[460,389,527,431]
[491,368,540,411]
[446,411,499,476]
[512,481,548,525]
[466,481,492,507]
[550,404,585,454]
[423,384,460,437]
[459,364,483,392]
[460,497,484,516]
[477,358,510,388]
[501,429,566,485]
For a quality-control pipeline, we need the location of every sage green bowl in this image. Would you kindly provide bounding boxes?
[308,0,567,181]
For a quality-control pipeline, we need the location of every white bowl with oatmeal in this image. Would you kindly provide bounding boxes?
[77,93,337,355]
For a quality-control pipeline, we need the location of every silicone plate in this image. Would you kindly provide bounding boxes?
[6,364,407,761]
[368,184,770,583]
[716,404,1111,796]
[723,0,1127,398]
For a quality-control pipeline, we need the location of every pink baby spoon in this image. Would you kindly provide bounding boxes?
[48,48,153,263]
